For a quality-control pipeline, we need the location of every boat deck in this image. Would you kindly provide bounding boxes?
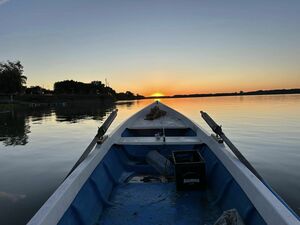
[55,145,269,225]
[129,114,188,129]
[98,183,221,225]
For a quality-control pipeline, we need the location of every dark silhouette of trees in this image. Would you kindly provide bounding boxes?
[0,110,30,146]
[0,60,144,100]
[117,91,134,99]
[0,61,27,94]
[90,81,105,94]
[25,86,44,95]
[53,80,144,100]
[53,80,116,97]
[117,91,144,100]
[25,86,53,95]
[54,80,85,94]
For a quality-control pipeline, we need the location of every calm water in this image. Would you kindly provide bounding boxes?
[0,95,300,225]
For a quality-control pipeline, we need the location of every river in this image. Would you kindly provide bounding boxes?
[0,95,299,224]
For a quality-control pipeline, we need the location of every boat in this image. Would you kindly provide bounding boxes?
[28,101,300,225]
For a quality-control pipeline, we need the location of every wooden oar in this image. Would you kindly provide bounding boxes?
[200,111,264,182]
[66,109,118,178]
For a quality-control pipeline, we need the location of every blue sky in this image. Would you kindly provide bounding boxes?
[0,0,299,95]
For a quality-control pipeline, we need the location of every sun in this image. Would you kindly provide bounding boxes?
[150,92,165,97]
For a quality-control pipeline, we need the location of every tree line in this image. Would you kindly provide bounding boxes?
[0,61,144,100]
[54,80,116,96]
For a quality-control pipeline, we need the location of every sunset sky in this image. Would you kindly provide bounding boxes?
[0,0,300,96]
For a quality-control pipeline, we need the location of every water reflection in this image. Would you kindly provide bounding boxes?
[115,100,135,111]
[0,110,30,146]
[55,102,115,123]
[0,102,115,146]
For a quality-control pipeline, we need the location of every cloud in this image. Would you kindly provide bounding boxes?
[0,0,10,6]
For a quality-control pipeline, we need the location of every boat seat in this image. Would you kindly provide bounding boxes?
[117,136,203,145]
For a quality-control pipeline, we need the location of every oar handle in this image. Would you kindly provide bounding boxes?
[66,109,118,179]
[200,111,223,136]
[96,109,118,138]
[200,111,264,182]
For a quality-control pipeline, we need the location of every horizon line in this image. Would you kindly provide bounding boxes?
[144,88,300,98]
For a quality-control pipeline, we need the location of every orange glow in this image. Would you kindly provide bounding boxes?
[34,70,300,97]
[150,92,165,97]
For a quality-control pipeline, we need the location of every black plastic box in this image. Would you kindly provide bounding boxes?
[172,150,206,190]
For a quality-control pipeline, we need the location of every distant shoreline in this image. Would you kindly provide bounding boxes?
[0,88,299,106]
[145,88,300,99]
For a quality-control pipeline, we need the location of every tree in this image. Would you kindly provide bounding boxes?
[91,81,105,94]
[116,91,144,100]
[53,80,117,97]
[0,61,27,94]
[25,86,44,95]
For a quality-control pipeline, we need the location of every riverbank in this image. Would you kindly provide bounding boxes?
[0,94,116,103]
[0,94,135,108]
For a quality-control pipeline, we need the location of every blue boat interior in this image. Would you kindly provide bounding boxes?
[58,131,267,225]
